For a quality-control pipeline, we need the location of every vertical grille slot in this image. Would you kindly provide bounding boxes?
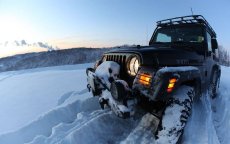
[116,55,119,62]
[119,55,122,64]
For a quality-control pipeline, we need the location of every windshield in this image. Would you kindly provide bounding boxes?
[153,26,204,43]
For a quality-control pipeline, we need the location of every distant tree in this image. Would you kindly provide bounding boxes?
[218,45,230,66]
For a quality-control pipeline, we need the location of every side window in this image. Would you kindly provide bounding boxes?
[206,32,212,52]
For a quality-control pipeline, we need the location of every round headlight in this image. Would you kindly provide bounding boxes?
[128,56,140,76]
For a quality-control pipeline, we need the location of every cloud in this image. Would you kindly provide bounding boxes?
[21,40,27,46]
[0,40,60,58]
[1,40,59,51]
[37,42,59,51]
[14,41,20,46]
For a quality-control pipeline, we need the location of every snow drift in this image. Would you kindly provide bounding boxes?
[0,64,229,144]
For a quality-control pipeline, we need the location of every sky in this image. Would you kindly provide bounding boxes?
[0,0,229,57]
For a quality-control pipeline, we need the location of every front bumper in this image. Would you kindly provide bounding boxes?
[86,67,136,119]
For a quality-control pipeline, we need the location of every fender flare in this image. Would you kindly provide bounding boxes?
[153,66,202,100]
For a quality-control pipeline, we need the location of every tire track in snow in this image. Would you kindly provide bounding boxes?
[0,88,226,144]
[57,89,88,106]
[60,112,138,144]
[203,93,220,144]
[27,98,139,144]
[182,92,221,144]
[211,86,230,144]
[27,110,110,144]
[0,90,99,144]
[0,88,136,144]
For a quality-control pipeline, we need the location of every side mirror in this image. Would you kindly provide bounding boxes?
[211,38,218,50]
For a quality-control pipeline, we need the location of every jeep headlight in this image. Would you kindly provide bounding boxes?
[128,56,140,76]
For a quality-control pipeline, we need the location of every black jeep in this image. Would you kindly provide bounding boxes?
[86,15,221,143]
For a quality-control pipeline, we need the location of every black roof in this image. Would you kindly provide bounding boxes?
[156,15,216,37]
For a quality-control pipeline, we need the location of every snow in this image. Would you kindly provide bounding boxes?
[158,66,198,73]
[94,62,135,118]
[0,64,92,134]
[0,64,229,144]
[95,61,120,89]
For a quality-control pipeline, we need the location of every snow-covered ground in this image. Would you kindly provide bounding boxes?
[0,64,229,144]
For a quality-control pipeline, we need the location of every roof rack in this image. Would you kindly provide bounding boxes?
[157,15,216,37]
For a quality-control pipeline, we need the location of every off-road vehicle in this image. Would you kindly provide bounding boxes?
[86,15,221,143]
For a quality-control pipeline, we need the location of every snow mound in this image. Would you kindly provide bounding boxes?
[0,92,97,144]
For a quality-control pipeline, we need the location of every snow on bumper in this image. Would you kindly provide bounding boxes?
[86,61,136,118]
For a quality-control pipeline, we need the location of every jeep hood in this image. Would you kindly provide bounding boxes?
[105,46,204,67]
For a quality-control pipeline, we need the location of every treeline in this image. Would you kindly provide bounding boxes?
[218,45,230,66]
[0,48,112,72]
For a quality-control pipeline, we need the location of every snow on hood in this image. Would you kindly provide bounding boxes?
[158,66,199,73]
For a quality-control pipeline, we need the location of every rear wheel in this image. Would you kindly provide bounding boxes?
[209,70,219,99]
[155,85,194,144]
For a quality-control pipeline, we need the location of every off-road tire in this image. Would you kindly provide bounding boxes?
[155,85,194,144]
[209,70,219,99]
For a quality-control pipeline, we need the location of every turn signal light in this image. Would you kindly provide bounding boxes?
[167,78,177,93]
[169,78,177,83]
[139,74,151,86]
[168,83,175,88]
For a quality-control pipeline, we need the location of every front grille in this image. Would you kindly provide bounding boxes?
[105,54,127,78]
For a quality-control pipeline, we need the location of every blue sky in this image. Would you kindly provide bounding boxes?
[0,0,229,51]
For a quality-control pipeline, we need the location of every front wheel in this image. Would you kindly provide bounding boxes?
[155,85,194,144]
